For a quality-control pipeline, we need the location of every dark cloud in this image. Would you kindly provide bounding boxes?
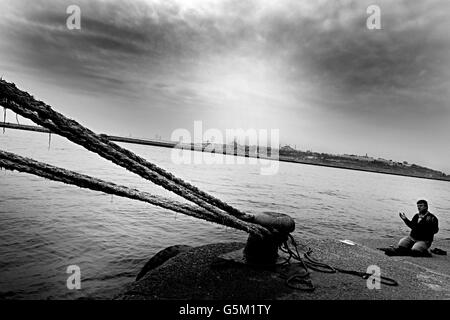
[0,0,449,170]
[3,0,446,97]
[253,0,450,108]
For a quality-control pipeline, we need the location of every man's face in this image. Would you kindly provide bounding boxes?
[417,203,428,214]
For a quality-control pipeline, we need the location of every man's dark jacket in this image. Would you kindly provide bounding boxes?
[404,212,439,242]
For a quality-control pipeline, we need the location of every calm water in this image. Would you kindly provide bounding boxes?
[1,130,449,299]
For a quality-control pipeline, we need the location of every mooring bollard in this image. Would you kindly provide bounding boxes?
[243,212,295,264]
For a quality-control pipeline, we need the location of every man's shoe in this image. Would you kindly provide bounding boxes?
[430,248,447,255]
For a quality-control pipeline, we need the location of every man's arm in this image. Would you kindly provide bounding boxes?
[427,215,439,234]
[399,212,415,229]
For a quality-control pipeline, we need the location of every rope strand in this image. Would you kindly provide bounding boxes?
[0,150,266,236]
[0,79,271,237]
[0,79,254,222]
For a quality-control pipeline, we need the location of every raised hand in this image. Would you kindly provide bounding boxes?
[399,212,407,220]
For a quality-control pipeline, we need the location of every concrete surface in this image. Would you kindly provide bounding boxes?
[116,238,450,300]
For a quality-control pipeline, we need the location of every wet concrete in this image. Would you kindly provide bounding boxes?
[116,238,450,300]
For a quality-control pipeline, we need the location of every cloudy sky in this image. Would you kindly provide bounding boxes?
[0,0,449,172]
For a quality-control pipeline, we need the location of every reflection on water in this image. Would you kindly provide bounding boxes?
[1,131,449,299]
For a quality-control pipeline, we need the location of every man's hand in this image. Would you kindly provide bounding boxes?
[399,212,407,220]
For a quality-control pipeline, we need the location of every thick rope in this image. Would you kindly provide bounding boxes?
[0,80,270,238]
[0,150,266,236]
[0,80,256,223]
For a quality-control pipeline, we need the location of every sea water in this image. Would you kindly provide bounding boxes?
[1,130,449,299]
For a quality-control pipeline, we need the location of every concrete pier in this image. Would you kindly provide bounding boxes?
[116,238,449,300]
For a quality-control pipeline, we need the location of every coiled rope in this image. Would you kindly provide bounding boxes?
[0,79,270,238]
[279,234,399,291]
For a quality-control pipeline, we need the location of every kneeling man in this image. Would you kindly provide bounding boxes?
[398,200,439,256]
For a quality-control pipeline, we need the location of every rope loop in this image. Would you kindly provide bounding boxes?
[279,234,399,290]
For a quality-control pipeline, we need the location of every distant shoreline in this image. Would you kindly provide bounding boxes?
[1,122,449,182]
[275,156,450,182]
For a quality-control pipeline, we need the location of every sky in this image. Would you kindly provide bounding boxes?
[0,0,449,172]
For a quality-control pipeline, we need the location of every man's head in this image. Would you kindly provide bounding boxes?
[417,199,428,214]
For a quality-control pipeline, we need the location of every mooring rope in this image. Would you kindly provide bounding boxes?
[0,150,266,235]
[0,80,256,224]
[0,79,401,293]
[0,80,270,238]
[280,235,399,290]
